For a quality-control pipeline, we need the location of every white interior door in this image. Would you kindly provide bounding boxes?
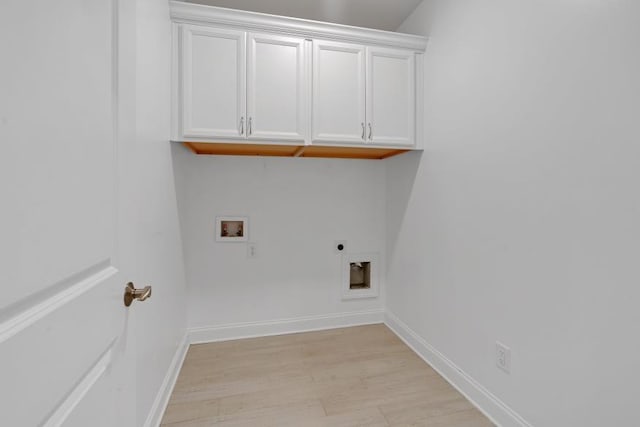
[247,33,309,142]
[312,40,366,144]
[181,25,246,140]
[366,47,415,146]
[0,0,138,425]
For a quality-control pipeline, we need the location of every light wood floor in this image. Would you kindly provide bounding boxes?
[161,325,493,426]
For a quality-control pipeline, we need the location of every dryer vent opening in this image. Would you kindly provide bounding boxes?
[349,262,371,290]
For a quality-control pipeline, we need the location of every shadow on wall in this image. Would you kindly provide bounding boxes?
[170,142,191,275]
[385,150,423,265]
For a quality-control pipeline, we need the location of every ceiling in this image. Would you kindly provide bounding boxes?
[184,0,423,31]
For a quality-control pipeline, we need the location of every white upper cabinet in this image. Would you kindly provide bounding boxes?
[171,2,427,150]
[181,25,246,140]
[247,34,308,142]
[312,41,416,147]
[312,40,366,144]
[179,27,308,142]
[366,47,415,146]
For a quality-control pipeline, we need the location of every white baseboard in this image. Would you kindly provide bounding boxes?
[188,309,385,344]
[143,332,190,427]
[384,311,532,427]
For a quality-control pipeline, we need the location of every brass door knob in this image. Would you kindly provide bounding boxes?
[124,282,152,307]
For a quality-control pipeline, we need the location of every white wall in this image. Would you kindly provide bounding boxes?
[176,152,386,333]
[128,0,188,425]
[388,1,640,426]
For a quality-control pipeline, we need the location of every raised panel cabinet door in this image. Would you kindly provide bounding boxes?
[247,34,309,142]
[366,47,415,146]
[312,40,366,144]
[181,25,246,139]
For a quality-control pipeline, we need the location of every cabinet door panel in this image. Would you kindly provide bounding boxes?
[312,41,366,144]
[247,34,308,142]
[366,47,415,146]
[181,25,245,139]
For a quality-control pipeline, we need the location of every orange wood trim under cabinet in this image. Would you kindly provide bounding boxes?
[183,142,409,160]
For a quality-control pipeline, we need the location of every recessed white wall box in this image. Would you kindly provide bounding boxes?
[216,216,249,242]
[342,253,379,299]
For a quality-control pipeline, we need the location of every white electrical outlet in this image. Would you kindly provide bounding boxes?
[496,342,511,374]
[247,243,257,259]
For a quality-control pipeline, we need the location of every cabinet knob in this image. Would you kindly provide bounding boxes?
[239,117,245,136]
[368,123,373,141]
[361,122,365,140]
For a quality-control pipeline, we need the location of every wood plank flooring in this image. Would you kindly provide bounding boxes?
[161,325,493,426]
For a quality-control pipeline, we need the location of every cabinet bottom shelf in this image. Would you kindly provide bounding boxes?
[183,142,410,160]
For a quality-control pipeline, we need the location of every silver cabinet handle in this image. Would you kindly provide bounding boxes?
[249,117,252,136]
[368,123,373,140]
[361,122,365,140]
[239,117,244,135]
